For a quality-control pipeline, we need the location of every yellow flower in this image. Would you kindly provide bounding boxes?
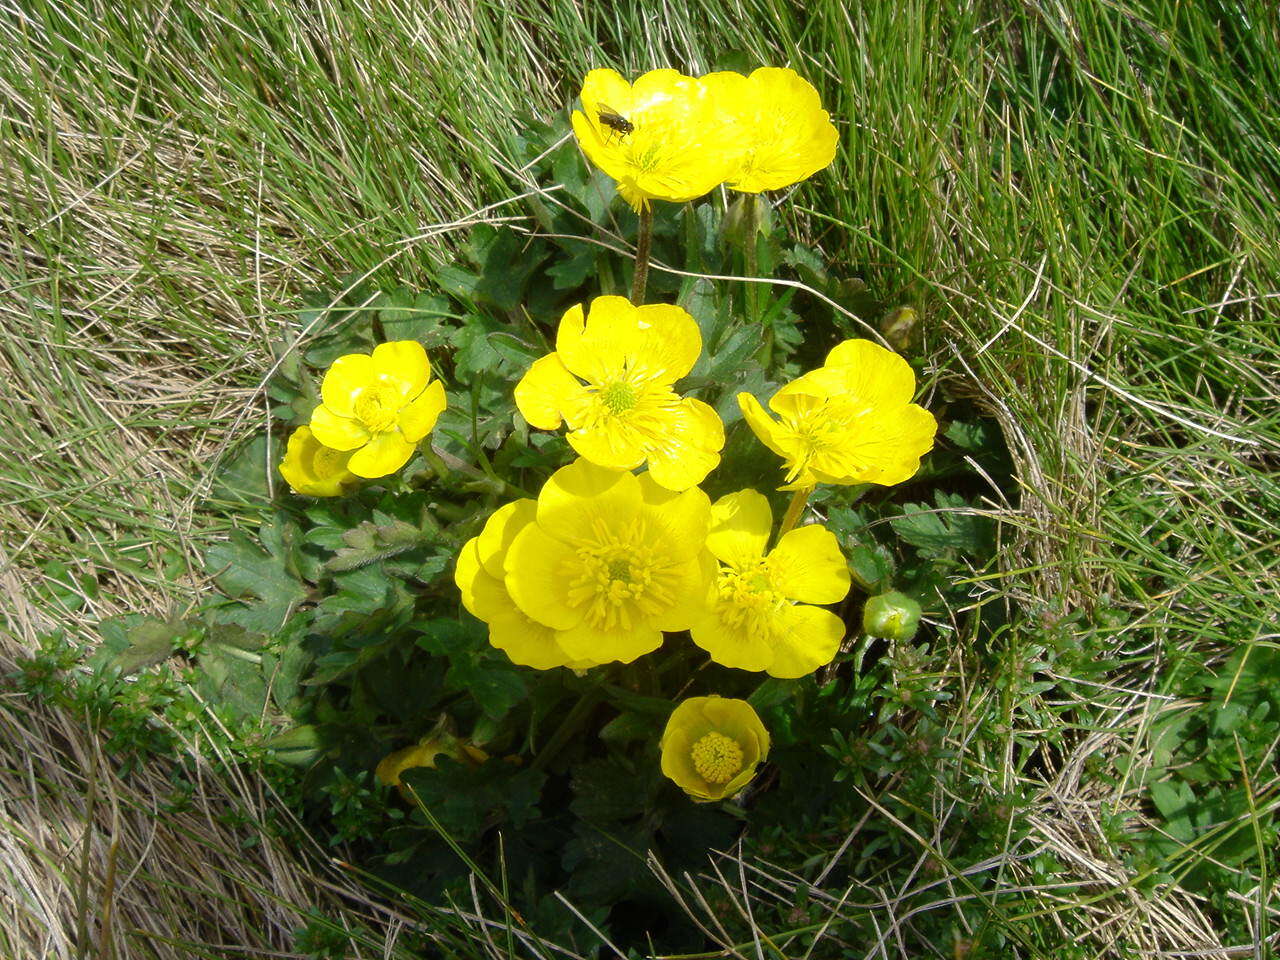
[660,696,770,802]
[739,339,937,488]
[277,425,357,497]
[690,490,850,677]
[701,67,839,193]
[571,68,740,211]
[503,459,715,666]
[309,341,447,479]
[454,499,602,671]
[376,732,487,799]
[514,296,725,492]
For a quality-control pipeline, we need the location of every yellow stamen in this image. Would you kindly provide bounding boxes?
[691,732,744,784]
[564,519,675,631]
[353,385,400,433]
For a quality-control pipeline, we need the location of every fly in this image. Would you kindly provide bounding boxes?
[596,102,634,141]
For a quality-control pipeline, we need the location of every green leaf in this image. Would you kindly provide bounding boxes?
[377,289,454,347]
[890,491,994,558]
[446,651,527,719]
[325,518,430,573]
[599,710,662,745]
[546,240,598,290]
[109,616,193,675]
[197,644,269,719]
[205,525,306,633]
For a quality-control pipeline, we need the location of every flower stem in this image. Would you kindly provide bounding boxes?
[776,485,815,540]
[745,195,773,367]
[631,203,654,305]
[530,683,605,774]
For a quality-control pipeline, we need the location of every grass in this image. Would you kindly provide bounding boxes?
[1,0,1277,956]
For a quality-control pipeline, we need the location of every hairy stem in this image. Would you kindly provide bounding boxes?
[631,203,654,305]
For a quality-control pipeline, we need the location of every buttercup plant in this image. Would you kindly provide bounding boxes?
[206,58,976,950]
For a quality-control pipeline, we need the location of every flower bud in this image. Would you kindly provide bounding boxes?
[862,591,922,641]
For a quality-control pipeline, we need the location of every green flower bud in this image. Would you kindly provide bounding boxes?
[862,591,922,641]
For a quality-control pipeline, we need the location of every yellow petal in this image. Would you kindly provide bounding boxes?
[504,523,581,630]
[556,297,633,384]
[637,474,712,562]
[769,524,850,604]
[309,404,372,451]
[487,610,577,671]
[644,398,724,492]
[371,341,431,401]
[397,379,447,442]
[660,696,769,802]
[347,431,415,478]
[514,353,586,430]
[698,697,770,762]
[628,303,702,382]
[822,339,918,407]
[814,403,937,486]
[573,69,639,182]
[321,353,375,418]
[689,603,775,673]
[453,538,487,618]
[766,604,845,679]
[536,459,640,546]
[651,550,718,632]
[723,67,838,194]
[737,391,789,458]
[706,489,772,567]
[566,420,648,471]
[554,618,663,665]
[278,425,356,497]
[477,499,537,579]
[571,109,633,192]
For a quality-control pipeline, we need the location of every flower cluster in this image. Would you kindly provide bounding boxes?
[457,288,935,800]
[572,66,838,210]
[279,340,448,494]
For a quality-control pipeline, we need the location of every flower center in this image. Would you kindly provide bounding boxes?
[564,519,675,630]
[353,385,400,433]
[715,561,789,646]
[783,398,871,482]
[600,381,638,414]
[691,732,744,785]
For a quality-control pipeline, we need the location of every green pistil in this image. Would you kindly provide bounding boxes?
[601,381,637,414]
